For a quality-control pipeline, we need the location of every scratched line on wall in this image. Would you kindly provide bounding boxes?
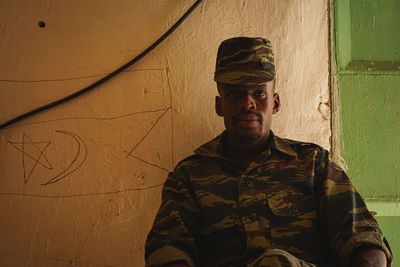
[0,68,174,197]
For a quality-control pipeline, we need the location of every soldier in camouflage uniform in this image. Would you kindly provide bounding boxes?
[145,37,392,267]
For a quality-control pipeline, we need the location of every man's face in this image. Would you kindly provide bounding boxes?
[215,81,280,144]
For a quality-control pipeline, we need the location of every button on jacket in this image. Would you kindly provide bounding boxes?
[145,131,392,267]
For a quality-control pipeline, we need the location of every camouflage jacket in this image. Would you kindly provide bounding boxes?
[145,131,392,267]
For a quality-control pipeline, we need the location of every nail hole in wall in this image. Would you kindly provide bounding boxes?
[38,21,46,28]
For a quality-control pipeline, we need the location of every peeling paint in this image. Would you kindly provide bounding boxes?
[317,102,330,121]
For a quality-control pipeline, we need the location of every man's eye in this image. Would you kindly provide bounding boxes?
[228,93,242,99]
[254,90,266,97]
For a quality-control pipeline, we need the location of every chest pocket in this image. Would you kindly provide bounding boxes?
[267,190,317,219]
[266,189,321,259]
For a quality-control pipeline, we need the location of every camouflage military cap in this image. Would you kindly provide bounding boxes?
[214,37,275,86]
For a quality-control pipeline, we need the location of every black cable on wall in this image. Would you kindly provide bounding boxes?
[0,0,203,130]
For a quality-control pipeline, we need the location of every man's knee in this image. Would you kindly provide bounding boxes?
[248,249,316,267]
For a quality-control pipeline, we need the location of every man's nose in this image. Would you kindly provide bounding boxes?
[239,94,256,111]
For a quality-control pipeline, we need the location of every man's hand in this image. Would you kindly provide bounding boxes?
[350,245,387,267]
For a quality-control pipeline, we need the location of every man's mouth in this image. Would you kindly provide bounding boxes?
[236,119,259,127]
[233,113,262,128]
[237,114,259,121]
[234,115,260,127]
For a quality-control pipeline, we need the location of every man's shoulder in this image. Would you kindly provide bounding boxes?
[274,135,328,158]
[280,137,324,149]
[173,153,215,171]
[168,153,223,183]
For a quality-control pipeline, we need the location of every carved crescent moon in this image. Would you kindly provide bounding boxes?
[42,130,87,185]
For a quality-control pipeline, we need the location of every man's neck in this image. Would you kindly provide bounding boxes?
[226,132,271,166]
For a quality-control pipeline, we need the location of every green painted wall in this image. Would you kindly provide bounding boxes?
[333,0,400,264]
[340,75,400,197]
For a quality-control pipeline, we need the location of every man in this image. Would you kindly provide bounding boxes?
[145,37,392,267]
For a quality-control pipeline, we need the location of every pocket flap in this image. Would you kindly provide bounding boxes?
[267,190,317,219]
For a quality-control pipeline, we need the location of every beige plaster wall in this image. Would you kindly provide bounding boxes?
[0,0,330,266]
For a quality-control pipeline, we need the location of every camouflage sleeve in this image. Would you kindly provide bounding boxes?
[316,150,393,266]
[145,167,201,267]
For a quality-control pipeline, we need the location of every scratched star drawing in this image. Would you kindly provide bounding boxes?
[7,130,88,186]
[8,133,53,184]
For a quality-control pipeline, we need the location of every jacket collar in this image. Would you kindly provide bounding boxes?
[269,132,297,157]
[194,130,297,159]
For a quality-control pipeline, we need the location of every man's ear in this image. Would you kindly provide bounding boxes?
[215,96,223,117]
[272,93,280,114]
